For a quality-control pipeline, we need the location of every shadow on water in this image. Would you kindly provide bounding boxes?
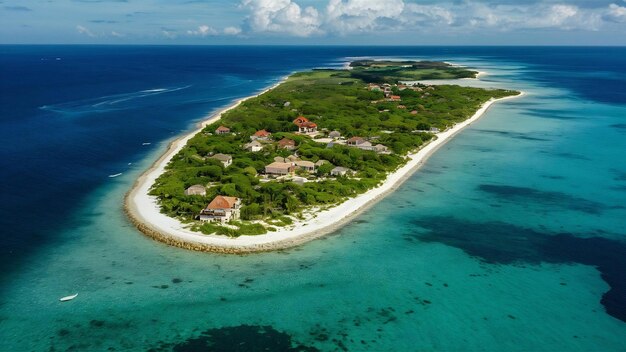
[610,123,626,131]
[150,325,319,352]
[522,109,586,120]
[408,216,626,323]
[472,129,551,141]
[478,184,607,214]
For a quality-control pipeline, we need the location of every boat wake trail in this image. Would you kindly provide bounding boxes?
[40,86,191,114]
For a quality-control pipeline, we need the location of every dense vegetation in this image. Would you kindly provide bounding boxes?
[148,61,518,236]
[347,60,478,82]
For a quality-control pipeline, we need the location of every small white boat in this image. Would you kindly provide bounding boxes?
[142,142,151,146]
[59,293,78,302]
[108,173,122,178]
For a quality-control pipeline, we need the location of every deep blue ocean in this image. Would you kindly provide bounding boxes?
[1,46,625,351]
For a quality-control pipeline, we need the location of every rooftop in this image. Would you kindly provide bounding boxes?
[205,195,239,210]
[211,153,232,161]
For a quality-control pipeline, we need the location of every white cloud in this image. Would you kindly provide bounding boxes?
[162,30,177,39]
[241,0,322,37]
[326,0,405,33]
[187,25,218,36]
[443,3,601,32]
[403,4,454,26]
[604,3,626,23]
[233,0,620,37]
[223,26,242,35]
[111,31,125,38]
[76,25,95,37]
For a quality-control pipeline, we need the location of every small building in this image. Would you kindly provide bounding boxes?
[215,126,230,135]
[331,166,354,177]
[274,156,287,163]
[184,184,206,196]
[286,155,300,162]
[315,160,329,167]
[210,153,232,167]
[293,116,318,133]
[278,138,296,150]
[329,130,341,139]
[199,196,241,223]
[244,140,263,152]
[284,101,291,107]
[410,110,418,115]
[357,141,374,151]
[265,162,295,176]
[368,83,381,91]
[397,105,406,109]
[387,95,402,102]
[374,144,390,154]
[347,136,366,146]
[295,160,316,173]
[251,129,271,141]
[430,127,441,133]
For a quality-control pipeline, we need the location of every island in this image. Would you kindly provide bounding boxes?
[125,60,522,253]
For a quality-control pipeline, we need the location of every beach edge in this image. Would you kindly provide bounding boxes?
[124,80,525,254]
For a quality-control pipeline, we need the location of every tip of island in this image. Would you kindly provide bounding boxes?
[125,60,522,253]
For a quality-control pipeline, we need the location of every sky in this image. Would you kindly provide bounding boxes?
[1,0,625,45]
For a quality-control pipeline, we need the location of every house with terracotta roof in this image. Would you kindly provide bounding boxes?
[293,116,318,133]
[199,196,241,223]
[386,95,402,102]
[251,129,271,141]
[347,136,366,146]
[265,162,295,176]
[215,126,231,135]
[184,184,206,196]
[278,138,296,150]
[210,153,232,167]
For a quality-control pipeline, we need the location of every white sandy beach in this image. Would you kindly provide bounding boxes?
[125,76,524,253]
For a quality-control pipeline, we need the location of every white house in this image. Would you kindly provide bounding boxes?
[244,140,263,152]
[331,167,354,177]
[184,184,206,196]
[211,153,232,167]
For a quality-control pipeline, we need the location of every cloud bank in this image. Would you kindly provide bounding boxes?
[237,0,623,37]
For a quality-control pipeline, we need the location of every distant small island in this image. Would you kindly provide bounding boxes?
[125,60,521,252]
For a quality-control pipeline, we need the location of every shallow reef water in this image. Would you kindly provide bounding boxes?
[1,46,625,351]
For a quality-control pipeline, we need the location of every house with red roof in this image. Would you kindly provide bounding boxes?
[251,129,271,141]
[293,116,318,134]
[215,126,231,135]
[347,136,366,146]
[278,138,296,150]
[199,195,241,223]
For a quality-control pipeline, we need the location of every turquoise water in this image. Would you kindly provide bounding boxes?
[1,48,626,351]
